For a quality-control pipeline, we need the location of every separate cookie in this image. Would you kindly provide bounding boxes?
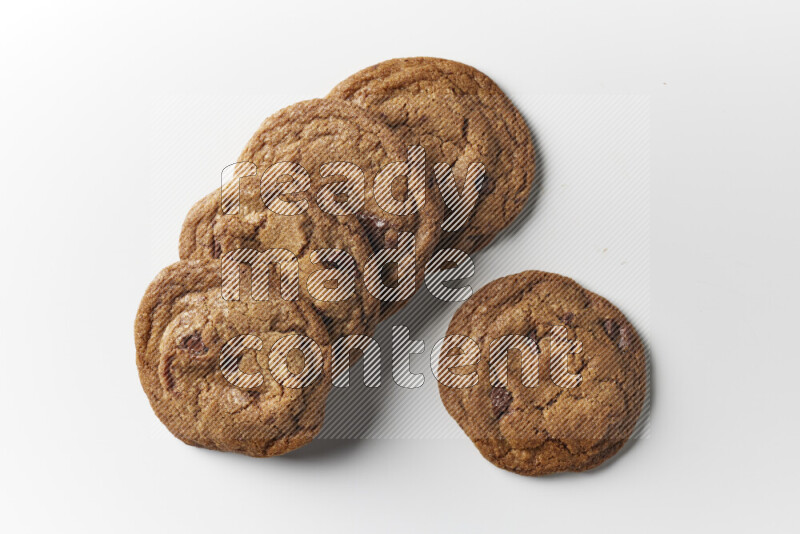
[135,259,332,457]
[329,57,535,253]
[187,98,444,319]
[180,194,380,341]
[438,271,646,475]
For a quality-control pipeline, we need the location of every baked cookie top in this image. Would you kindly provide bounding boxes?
[135,259,332,457]
[329,57,535,252]
[186,98,443,319]
[240,98,442,255]
[438,271,647,475]
[180,192,380,340]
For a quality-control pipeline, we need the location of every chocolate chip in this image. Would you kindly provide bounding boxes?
[528,323,540,344]
[212,239,222,259]
[179,333,208,356]
[561,312,574,326]
[491,387,513,418]
[356,212,390,252]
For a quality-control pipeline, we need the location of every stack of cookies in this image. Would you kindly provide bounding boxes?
[135,58,537,457]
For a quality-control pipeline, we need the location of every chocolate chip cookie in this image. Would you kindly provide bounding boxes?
[438,271,646,475]
[180,193,381,341]
[135,259,332,457]
[186,98,444,319]
[328,57,535,253]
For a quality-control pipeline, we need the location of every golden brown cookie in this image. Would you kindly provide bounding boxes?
[180,193,380,341]
[183,98,444,319]
[135,259,332,457]
[438,271,646,475]
[328,57,535,253]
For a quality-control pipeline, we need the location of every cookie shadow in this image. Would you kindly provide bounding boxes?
[278,432,368,461]
[311,356,387,446]
[308,280,460,447]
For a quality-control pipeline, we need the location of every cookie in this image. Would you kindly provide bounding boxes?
[189,98,444,318]
[180,193,381,341]
[438,271,646,475]
[135,259,332,457]
[328,57,535,253]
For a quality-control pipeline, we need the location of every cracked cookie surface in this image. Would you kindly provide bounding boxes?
[438,271,646,475]
[135,259,332,457]
[180,191,380,341]
[188,98,443,319]
[329,57,535,253]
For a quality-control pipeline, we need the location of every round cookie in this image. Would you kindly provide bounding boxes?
[212,98,444,319]
[328,57,535,253]
[438,271,646,475]
[180,192,380,341]
[135,259,332,457]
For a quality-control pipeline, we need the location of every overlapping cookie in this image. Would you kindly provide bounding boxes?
[180,191,381,341]
[135,260,332,457]
[181,98,444,320]
[329,57,536,252]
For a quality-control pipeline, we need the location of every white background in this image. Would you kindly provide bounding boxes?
[0,1,798,532]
